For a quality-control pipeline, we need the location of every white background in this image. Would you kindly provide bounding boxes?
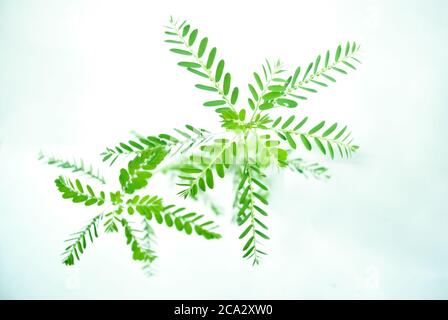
[1,0,447,298]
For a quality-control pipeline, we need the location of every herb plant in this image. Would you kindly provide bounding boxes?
[42,16,362,274]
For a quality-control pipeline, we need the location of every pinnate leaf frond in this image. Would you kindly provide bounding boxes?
[236,165,270,265]
[55,176,106,206]
[122,218,157,273]
[271,116,359,159]
[62,214,102,266]
[249,42,361,113]
[40,152,106,184]
[287,158,331,180]
[165,17,240,118]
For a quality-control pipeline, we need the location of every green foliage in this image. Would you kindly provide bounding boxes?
[125,193,221,239]
[165,17,239,116]
[236,165,270,265]
[55,176,106,206]
[256,42,362,112]
[126,194,165,219]
[42,16,363,273]
[62,214,102,266]
[159,204,222,240]
[119,147,168,194]
[104,211,120,233]
[101,136,165,166]
[176,137,237,198]
[271,116,359,159]
[247,59,288,114]
[101,125,211,166]
[140,218,158,275]
[288,158,331,180]
[122,218,157,273]
[52,173,221,270]
[39,152,105,184]
[167,125,212,156]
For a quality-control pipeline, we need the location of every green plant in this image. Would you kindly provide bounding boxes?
[42,16,362,273]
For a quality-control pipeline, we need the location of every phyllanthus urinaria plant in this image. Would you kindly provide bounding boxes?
[41,16,362,274]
